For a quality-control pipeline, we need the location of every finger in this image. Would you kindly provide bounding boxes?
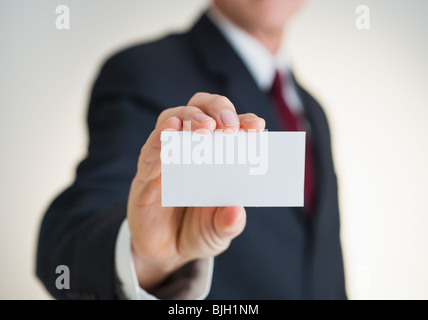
[129,116,182,208]
[238,113,266,132]
[135,116,182,187]
[187,93,240,132]
[156,106,216,133]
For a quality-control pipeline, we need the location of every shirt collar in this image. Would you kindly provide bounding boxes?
[207,5,289,91]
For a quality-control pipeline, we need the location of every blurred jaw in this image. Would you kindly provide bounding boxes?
[213,0,306,52]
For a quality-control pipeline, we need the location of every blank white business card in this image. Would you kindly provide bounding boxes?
[161,131,305,207]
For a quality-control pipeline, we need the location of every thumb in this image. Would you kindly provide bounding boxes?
[213,206,246,245]
[179,206,246,261]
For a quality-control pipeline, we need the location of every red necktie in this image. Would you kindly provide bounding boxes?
[270,71,316,214]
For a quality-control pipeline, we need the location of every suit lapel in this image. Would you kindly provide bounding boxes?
[188,14,281,131]
[293,76,336,220]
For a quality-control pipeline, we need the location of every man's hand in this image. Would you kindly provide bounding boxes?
[127,92,266,291]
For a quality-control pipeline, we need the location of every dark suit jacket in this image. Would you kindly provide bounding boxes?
[36,13,346,300]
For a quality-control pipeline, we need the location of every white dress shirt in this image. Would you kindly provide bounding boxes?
[208,6,303,113]
[115,5,303,300]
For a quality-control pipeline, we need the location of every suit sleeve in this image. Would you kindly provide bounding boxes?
[36,52,162,299]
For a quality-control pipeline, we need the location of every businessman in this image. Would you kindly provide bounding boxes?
[37,0,346,299]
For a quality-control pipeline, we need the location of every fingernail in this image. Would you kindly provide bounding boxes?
[193,113,213,122]
[220,109,239,126]
[165,116,182,130]
[242,115,259,123]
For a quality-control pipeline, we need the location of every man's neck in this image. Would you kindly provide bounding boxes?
[213,5,284,55]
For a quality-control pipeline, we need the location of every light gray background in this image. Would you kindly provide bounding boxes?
[1,0,427,299]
